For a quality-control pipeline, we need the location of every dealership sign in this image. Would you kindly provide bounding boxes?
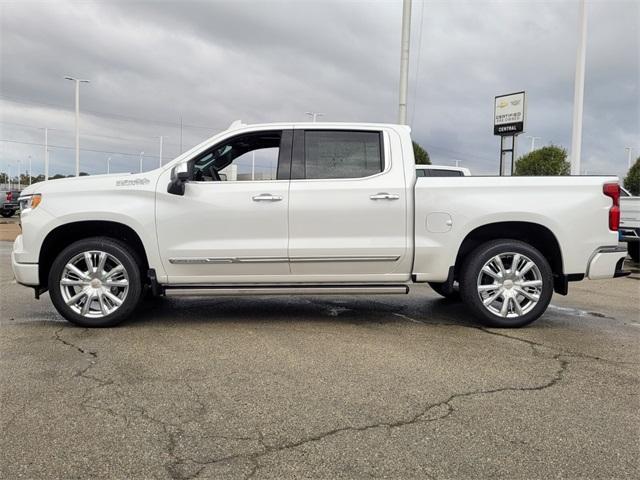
[494,91,526,136]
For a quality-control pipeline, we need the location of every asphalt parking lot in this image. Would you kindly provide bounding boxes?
[1,217,639,480]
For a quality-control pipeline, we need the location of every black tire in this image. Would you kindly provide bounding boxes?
[627,243,640,263]
[1,209,15,218]
[48,237,143,327]
[428,281,460,301]
[459,239,553,328]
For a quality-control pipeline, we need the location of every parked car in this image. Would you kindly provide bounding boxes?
[620,187,640,262]
[12,121,628,328]
[1,190,21,217]
[416,165,471,177]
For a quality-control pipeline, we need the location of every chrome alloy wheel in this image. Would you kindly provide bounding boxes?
[476,252,543,318]
[59,250,130,318]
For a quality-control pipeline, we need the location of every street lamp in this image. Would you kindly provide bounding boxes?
[139,152,145,173]
[625,147,633,169]
[28,155,32,185]
[107,156,112,174]
[65,76,90,177]
[305,112,325,122]
[17,159,21,190]
[526,136,541,153]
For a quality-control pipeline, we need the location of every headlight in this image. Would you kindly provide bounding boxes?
[18,194,42,211]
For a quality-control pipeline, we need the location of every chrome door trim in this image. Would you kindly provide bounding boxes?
[289,255,400,263]
[168,255,401,265]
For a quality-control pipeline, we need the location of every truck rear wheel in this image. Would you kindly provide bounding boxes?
[459,240,553,328]
[48,237,143,327]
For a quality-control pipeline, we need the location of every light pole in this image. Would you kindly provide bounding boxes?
[17,159,21,190]
[44,127,49,180]
[107,156,112,174]
[526,136,541,153]
[570,0,587,175]
[305,112,324,122]
[625,147,633,169]
[28,155,32,185]
[398,0,412,125]
[139,152,145,173]
[7,165,11,191]
[65,76,90,177]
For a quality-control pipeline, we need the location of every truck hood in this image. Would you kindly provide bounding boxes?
[21,171,161,196]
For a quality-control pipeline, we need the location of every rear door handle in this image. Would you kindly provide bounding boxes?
[252,193,282,202]
[370,193,400,200]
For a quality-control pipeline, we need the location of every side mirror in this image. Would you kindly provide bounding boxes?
[168,171,190,196]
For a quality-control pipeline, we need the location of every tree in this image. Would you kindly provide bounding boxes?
[413,141,431,165]
[624,157,640,196]
[514,145,570,176]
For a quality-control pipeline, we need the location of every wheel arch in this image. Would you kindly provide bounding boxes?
[39,220,149,288]
[454,221,564,292]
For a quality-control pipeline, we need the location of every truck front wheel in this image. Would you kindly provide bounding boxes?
[48,237,143,327]
[459,240,553,328]
[1,209,15,218]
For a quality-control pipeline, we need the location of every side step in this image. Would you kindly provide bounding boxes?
[164,284,409,296]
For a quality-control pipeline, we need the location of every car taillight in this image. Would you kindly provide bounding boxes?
[6,192,12,201]
[603,182,620,231]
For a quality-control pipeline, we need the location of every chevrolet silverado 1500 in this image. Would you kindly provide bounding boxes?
[12,122,628,327]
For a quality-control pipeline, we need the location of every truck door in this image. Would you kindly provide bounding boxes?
[287,128,410,282]
[155,129,293,283]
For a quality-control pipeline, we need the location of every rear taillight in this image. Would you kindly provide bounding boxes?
[6,192,12,201]
[603,182,620,231]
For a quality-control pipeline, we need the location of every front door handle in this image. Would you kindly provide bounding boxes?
[370,193,400,201]
[252,193,283,202]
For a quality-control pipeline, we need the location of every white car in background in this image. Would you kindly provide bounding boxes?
[416,165,471,177]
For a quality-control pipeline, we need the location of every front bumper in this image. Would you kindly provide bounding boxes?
[587,246,628,280]
[11,234,39,286]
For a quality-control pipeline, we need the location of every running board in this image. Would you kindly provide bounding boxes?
[164,284,409,296]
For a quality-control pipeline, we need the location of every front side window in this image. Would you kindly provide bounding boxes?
[301,130,383,179]
[192,131,283,181]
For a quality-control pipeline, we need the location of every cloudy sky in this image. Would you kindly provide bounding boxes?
[1,0,638,178]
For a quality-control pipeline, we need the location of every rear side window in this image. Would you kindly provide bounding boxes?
[427,169,463,177]
[297,130,384,179]
[416,169,426,177]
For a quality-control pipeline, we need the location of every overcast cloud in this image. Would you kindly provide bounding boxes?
[1,0,638,177]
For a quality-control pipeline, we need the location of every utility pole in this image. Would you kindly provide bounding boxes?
[158,136,164,168]
[139,152,145,173]
[44,127,49,180]
[251,150,255,180]
[305,112,324,122]
[179,116,183,153]
[570,0,587,175]
[526,136,541,153]
[398,0,412,125]
[625,147,633,169]
[65,76,90,176]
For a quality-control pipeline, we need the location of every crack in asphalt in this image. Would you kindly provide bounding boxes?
[50,308,622,480]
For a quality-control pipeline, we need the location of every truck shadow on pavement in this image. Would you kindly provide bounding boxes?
[123,294,480,329]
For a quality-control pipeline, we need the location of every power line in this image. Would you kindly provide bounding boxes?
[0,120,181,146]
[0,138,165,158]
[0,94,224,131]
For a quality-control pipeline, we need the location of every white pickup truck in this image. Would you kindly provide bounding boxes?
[12,122,628,328]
